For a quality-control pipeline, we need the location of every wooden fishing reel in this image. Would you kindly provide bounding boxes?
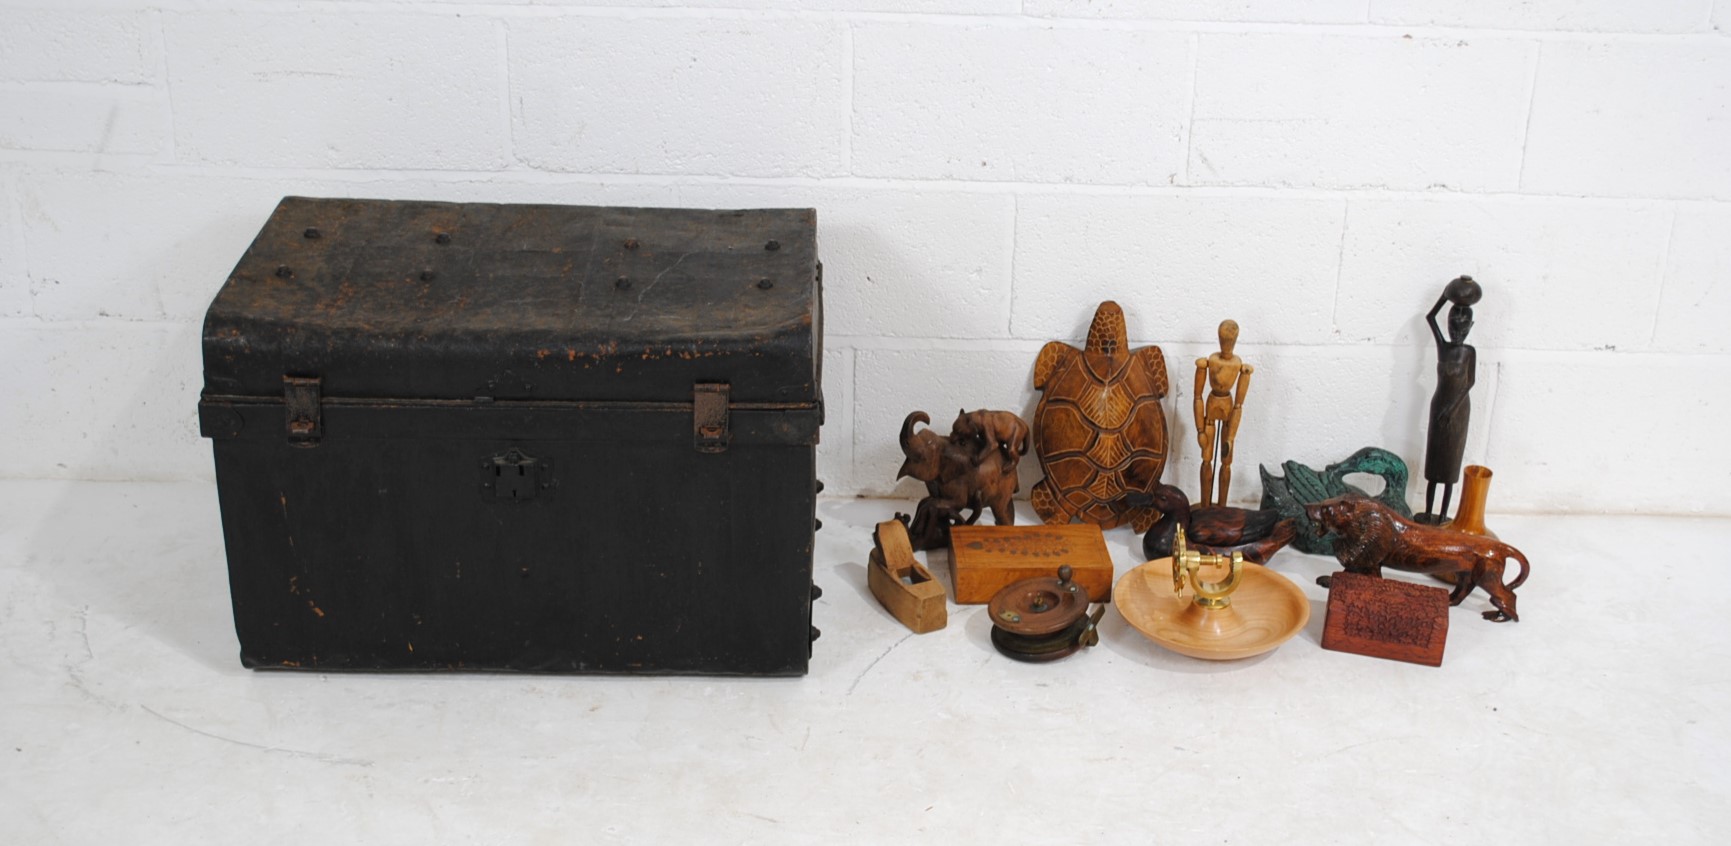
[987,565,1107,662]
[1171,525,1245,609]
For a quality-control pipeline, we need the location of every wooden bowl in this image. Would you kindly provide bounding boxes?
[1114,558,1310,661]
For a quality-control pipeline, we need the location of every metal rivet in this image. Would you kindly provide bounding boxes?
[303,227,321,240]
[420,270,435,281]
[616,276,631,289]
[623,239,639,250]
[274,265,292,279]
[434,232,451,245]
[757,278,774,290]
[764,240,780,251]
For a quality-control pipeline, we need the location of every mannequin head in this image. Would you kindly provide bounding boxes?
[1218,319,1240,355]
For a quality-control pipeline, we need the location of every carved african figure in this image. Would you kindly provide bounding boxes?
[898,409,1031,551]
[1030,301,1169,531]
[1194,319,1253,508]
[1420,276,1482,524]
[1305,494,1530,623]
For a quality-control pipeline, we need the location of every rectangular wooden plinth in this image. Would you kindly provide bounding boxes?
[1322,571,1450,667]
[947,524,1113,605]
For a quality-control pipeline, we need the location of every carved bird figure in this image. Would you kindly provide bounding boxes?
[1260,446,1412,555]
[1137,483,1297,565]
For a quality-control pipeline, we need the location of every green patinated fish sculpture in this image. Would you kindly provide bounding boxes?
[1260,447,1412,555]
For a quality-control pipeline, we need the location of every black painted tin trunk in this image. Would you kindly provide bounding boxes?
[200,197,823,675]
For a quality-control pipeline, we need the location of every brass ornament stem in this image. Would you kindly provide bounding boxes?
[1170,525,1245,609]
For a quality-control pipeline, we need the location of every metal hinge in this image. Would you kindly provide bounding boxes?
[284,375,322,445]
[693,382,730,453]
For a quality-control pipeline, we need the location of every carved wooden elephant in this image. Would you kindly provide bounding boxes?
[896,409,1031,551]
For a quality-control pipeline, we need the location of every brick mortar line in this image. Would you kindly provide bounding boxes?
[3,317,1725,361]
[4,161,1728,207]
[76,3,1731,40]
[1647,203,1683,347]
[1514,42,1545,191]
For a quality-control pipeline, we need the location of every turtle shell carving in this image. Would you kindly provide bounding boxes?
[1030,301,1169,531]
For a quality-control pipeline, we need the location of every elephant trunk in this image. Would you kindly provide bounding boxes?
[897,411,941,481]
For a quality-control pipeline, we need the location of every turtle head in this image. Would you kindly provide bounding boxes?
[1086,301,1127,356]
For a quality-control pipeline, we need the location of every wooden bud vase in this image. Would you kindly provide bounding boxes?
[1444,465,1496,539]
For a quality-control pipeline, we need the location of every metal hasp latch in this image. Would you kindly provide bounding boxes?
[479,448,555,502]
[693,382,731,453]
[283,375,322,446]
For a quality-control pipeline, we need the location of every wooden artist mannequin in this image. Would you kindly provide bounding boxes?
[1421,277,1481,524]
[1194,320,1253,508]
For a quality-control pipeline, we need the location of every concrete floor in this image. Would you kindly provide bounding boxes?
[1,480,1726,843]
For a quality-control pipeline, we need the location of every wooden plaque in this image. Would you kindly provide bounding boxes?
[948,524,1113,605]
[1321,571,1450,667]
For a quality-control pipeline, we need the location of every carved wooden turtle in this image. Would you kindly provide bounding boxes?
[1030,301,1169,531]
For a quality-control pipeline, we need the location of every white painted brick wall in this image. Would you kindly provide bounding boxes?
[1485,353,1731,515]
[1,0,1727,517]
[1522,41,1731,200]
[163,12,508,169]
[1656,205,1731,354]
[1026,0,1367,23]
[1335,196,1675,350]
[1190,35,1536,191]
[852,23,1192,184]
[511,17,848,177]
[1369,0,1716,33]
[0,85,164,154]
[1013,194,1345,344]
[0,10,161,83]
[0,166,26,317]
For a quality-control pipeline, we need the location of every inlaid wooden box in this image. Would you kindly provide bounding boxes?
[948,524,1114,604]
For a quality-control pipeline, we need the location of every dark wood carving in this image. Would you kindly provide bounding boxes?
[1030,301,1169,531]
[1420,275,1482,523]
[1321,571,1450,666]
[1138,483,1296,565]
[897,409,1030,551]
[1306,494,1530,622]
[1193,319,1253,508]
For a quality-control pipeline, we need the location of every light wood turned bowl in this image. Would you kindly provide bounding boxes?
[1114,558,1310,661]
